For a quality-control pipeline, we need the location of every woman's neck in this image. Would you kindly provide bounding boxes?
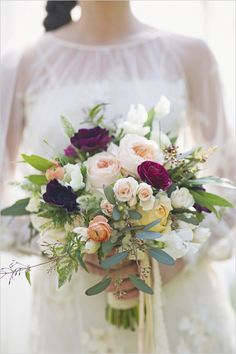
[54,1,150,45]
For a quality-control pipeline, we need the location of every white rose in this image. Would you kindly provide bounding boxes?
[150,130,171,149]
[118,134,163,175]
[121,104,150,136]
[63,163,85,191]
[171,187,194,209]
[154,96,170,118]
[193,227,211,244]
[87,152,121,189]
[113,177,138,206]
[84,239,100,254]
[156,192,173,213]
[26,195,40,213]
[137,182,155,211]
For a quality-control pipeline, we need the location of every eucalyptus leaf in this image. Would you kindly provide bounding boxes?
[100,251,129,269]
[1,198,30,216]
[21,154,53,172]
[136,231,162,240]
[85,277,111,296]
[27,174,47,186]
[102,240,114,255]
[112,206,121,221]
[103,185,116,205]
[148,248,175,265]
[143,219,161,231]
[128,275,153,295]
[128,210,142,220]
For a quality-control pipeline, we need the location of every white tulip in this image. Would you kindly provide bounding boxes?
[171,187,194,209]
[63,163,85,191]
[121,104,150,136]
[154,96,170,119]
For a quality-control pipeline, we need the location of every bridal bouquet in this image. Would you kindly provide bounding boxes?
[1,98,234,331]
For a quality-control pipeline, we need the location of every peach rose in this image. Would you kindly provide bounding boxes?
[100,199,114,216]
[113,177,138,206]
[137,182,155,211]
[87,152,121,189]
[46,162,64,181]
[87,215,112,242]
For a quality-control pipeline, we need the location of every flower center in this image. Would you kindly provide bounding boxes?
[133,144,154,159]
[97,159,113,169]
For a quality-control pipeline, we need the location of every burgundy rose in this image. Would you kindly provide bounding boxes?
[43,180,78,212]
[64,145,77,157]
[70,126,112,152]
[137,161,172,190]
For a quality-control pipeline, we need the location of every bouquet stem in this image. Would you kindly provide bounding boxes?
[105,303,139,331]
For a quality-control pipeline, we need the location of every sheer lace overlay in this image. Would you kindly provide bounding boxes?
[1,30,235,353]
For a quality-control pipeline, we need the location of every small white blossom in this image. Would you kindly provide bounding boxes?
[63,163,85,191]
[121,104,150,136]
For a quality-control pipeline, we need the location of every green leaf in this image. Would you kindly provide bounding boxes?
[103,185,116,205]
[100,251,129,269]
[76,251,88,272]
[148,248,175,265]
[188,176,236,189]
[128,275,153,295]
[89,103,107,119]
[21,154,53,172]
[102,240,114,255]
[136,231,162,240]
[143,219,161,231]
[27,174,47,186]
[144,107,155,139]
[85,277,111,296]
[190,190,234,208]
[112,206,121,221]
[128,210,142,220]
[189,190,220,217]
[60,116,76,138]
[25,270,31,286]
[174,214,200,226]
[1,198,30,216]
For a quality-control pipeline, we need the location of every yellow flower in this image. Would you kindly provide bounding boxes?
[136,196,172,233]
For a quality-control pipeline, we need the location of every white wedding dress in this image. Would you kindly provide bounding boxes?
[1,29,235,354]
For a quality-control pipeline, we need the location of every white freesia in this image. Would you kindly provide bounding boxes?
[63,163,85,192]
[121,104,150,136]
[26,195,40,212]
[113,177,138,206]
[118,134,163,175]
[193,227,211,243]
[137,183,155,211]
[171,187,195,209]
[87,152,121,189]
[154,95,170,118]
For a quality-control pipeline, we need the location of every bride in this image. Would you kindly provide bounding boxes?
[1,1,235,353]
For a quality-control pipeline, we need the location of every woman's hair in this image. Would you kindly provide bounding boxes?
[43,1,77,32]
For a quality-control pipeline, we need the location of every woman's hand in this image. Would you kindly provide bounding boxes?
[84,254,139,299]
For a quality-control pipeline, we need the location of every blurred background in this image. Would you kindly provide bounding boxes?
[0,1,235,353]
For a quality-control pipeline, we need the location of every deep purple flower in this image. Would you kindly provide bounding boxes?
[70,126,112,152]
[194,203,211,213]
[137,161,172,190]
[64,145,77,157]
[43,180,78,212]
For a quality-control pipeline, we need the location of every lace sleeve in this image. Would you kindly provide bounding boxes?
[185,40,235,260]
[0,49,40,255]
